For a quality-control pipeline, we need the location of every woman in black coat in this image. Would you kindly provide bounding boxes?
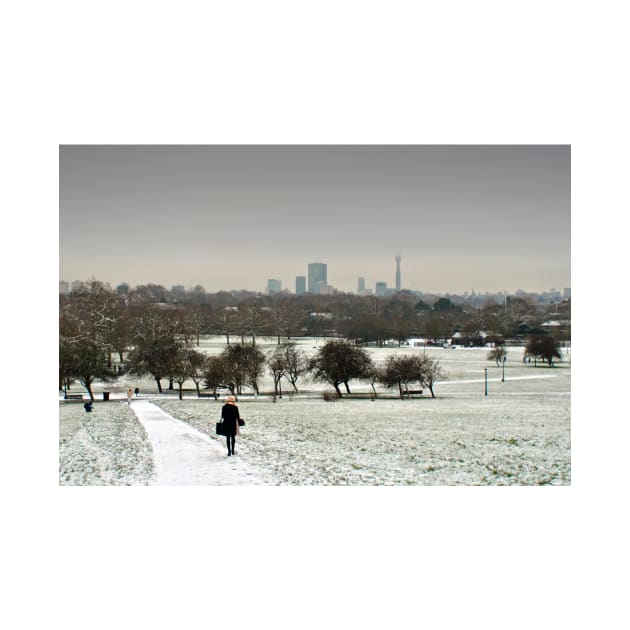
[220,395,241,456]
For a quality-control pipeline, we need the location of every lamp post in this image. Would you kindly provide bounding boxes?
[501,356,506,382]
[484,367,488,396]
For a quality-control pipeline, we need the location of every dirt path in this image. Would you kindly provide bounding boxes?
[130,400,268,485]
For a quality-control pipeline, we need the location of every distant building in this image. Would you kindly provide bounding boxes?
[308,262,327,294]
[295,276,306,295]
[357,277,365,293]
[395,253,401,291]
[375,282,387,297]
[59,281,70,295]
[563,287,571,299]
[316,281,333,295]
[267,278,282,294]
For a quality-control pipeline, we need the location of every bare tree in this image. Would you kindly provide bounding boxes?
[308,339,374,397]
[222,344,266,395]
[267,350,286,397]
[418,354,447,398]
[380,355,425,398]
[524,335,561,367]
[202,356,227,399]
[238,305,268,347]
[170,347,207,399]
[126,309,182,393]
[487,345,507,366]
[60,338,117,401]
[280,343,307,393]
[378,353,446,399]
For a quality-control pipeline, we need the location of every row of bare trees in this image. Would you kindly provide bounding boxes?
[307,340,446,399]
[60,280,563,399]
[61,281,571,352]
[60,298,447,400]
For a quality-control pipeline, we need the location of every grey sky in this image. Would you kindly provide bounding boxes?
[59,145,570,294]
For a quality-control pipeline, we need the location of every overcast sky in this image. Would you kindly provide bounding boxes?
[59,145,570,294]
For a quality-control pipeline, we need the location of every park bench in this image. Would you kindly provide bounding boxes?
[402,389,423,398]
[64,394,83,400]
[198,392,217,398]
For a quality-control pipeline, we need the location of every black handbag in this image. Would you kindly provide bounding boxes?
[238,418,245,427]
[216,422,225,435]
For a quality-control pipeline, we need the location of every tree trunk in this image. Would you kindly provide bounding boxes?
[155,377,163,393]
[178,383,183,400]
[344,381,351,394]
[334,383,342,397]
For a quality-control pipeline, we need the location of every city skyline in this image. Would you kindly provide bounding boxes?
[59,145,570,294]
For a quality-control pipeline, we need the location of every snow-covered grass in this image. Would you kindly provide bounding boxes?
[156,384,570,486]
[60,337,571,485]
[59,401,154,485]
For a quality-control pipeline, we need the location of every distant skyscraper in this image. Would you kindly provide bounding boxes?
[267,278,282,293]
[395,253,401,291]
[296,276,306,295]
[308,262,327,294]
[375,282,387,297]
[357,277,365,293]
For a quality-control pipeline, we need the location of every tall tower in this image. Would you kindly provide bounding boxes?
[308,262,327,294]
[395,253,401,291]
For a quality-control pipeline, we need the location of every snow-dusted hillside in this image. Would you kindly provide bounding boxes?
[59,337,570,485]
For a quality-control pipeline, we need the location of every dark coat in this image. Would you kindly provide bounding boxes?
[220,403,241,437]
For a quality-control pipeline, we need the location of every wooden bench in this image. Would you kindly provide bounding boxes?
[198,392,217,398]
[64,394,83,400]
[402,389,423,398]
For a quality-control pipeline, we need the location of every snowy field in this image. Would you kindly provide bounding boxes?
[59,400,154,485]
[59,337,570,485]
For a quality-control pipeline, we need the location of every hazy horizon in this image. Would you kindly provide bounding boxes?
[59,145,570,294]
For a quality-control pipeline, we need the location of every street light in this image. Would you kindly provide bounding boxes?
[484,367,488,396]
[501,356,506,382]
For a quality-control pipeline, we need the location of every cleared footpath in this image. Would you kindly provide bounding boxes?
[130,399,268,485]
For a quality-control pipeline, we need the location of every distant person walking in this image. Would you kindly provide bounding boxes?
[220,395,241,456]
[127,389,134,405]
